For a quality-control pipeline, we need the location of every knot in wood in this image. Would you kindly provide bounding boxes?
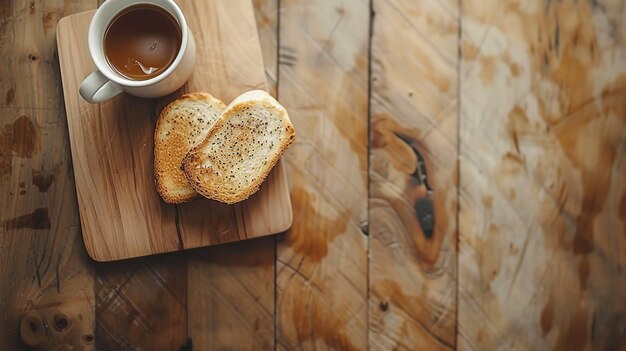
[53,313,70,331]
[414,198,434,239]
[82,334,95,344]
[20,313,47,347]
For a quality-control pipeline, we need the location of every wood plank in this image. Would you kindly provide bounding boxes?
[188,237,276,350]
[0,0,97,349]
[95,254,187,350]
[275,0,369,349]
[459,0,626,349]
[186,0,278,349]
[55,0,292,262]
[369,0,459,349]
[254,0,279,97]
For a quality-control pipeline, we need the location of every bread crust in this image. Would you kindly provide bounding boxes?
[181,90,295,204]
[154,92,226,203]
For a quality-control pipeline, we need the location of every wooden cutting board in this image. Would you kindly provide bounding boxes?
[56,0,292,262]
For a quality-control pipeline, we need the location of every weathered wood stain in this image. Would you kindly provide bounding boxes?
[31,167,55,192]
[0,115,41,181]
[286,187,350,262]
[460,0,626,349]
[3,208,50,230]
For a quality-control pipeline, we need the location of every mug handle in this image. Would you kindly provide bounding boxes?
[79,70,123,103]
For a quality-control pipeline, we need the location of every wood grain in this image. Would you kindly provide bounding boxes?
[0,0,97,350]
[369,0,459,349]
[186,0,278,349]
[275,0,369,349]
[55,0,292,262]
[459,0,626,349]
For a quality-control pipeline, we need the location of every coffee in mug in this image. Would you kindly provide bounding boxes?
[79,0,196,104]
[104,4,182,80]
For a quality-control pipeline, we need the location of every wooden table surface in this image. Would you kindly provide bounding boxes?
[1,0,625,350]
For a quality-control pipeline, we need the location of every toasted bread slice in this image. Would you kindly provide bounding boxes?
[182,90,295,204]
[154,92,226,203]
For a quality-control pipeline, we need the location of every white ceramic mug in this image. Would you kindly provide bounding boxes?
[79,0,196,103]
